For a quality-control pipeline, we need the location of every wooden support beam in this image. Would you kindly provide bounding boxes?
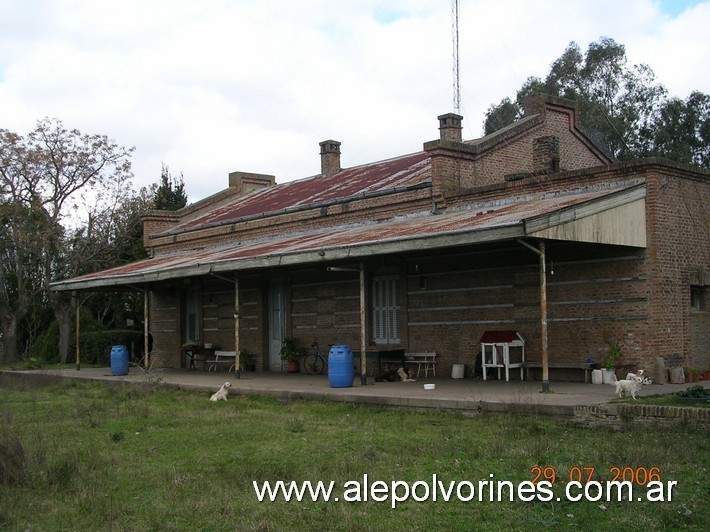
[144,289,150,368]
[539,241,549,393]
[234,275,241,378]
[74,292,80,371]
[359,263,367,385]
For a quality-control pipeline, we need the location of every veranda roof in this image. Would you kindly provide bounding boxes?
[51,184,646,292]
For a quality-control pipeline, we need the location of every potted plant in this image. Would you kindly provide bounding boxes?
[240,349,256,372]
[685,368,698,383]
[280,338,301,373]
[601,336,622,384]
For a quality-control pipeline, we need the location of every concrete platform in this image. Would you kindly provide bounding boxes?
[6,367,707,418]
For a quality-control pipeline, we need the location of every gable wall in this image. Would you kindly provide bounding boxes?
[463,108,609,189]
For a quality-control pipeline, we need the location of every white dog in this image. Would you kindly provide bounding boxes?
[210,381,231,402]
[611,374,642,400]
[625,369,644,380]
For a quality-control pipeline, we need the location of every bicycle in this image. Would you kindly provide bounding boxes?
[303,341,328,375]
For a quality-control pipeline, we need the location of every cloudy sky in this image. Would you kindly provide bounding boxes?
[1,0,708,202]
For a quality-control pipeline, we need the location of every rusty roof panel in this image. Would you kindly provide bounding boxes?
[170,151,432,232]
[61,188,622,288]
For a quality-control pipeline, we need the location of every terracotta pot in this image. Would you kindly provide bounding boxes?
[703,372,710,381]
[287,359,299,373]
[685,373,696,383]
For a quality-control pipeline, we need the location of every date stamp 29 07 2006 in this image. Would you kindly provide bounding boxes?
[531,465,663,486]
[530,466,677,502]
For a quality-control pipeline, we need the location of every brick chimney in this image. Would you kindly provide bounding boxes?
[319,140,341,177]
[533,136,560,173]
[438,113,463,142]
[228,171,275,194]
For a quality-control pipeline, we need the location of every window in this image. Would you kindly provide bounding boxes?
[691,286,705,311]
[185,287,200,342]
[372,275,400,344]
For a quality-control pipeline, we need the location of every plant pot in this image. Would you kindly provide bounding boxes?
[685,373,696,383]
[601,368,615,384]
[287,359,299,373]
[703,371,710,381]
[591,369,603,384]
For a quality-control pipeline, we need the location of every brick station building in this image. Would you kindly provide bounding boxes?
[52,95,710,381]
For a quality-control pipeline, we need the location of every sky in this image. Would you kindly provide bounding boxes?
[1,0,709,202]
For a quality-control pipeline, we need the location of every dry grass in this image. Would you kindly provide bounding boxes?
[1,376,708,531]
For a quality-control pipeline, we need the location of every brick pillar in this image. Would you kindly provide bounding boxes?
[319,140,341,177]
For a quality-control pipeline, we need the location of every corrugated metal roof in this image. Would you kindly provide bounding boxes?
[169,151,432,232]
[52,187,634,291]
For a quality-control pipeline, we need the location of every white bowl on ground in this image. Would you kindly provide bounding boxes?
[423,383,435,390]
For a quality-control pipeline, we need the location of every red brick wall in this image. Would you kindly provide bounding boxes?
[644,166,710,369]
[150,287,181,368]
[147,161,709,378]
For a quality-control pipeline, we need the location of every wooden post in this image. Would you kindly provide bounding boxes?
[144,289,150,368]
[540,241,550,393]
[359,263,367,385]
[74,292,80,371]
[234,275,241,378]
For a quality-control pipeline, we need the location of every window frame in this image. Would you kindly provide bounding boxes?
[690,285,705,311]
[185,287,201,342]
[372,274,400,345]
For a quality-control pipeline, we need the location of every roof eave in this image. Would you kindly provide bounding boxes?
[50,223,525,292]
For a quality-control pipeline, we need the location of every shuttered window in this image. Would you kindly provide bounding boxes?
[372,275,400,344]
[185,288,200,342]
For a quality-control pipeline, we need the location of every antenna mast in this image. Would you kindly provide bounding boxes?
[451,0,460,113]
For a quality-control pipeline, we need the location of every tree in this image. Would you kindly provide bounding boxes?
[484,37,708,167]
[652,91,710,167]
[154,164,187,211]
[0,118,135,362]
[0,199,54,362]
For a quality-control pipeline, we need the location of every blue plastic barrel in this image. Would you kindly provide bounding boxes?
[328,345,354,388]
[110,345,129,376]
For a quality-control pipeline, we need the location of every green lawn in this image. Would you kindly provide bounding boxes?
[1,377,707,531]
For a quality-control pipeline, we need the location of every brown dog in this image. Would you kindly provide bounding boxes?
[375,367,416,382]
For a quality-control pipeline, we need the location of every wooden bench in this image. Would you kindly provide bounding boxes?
[208,351,237,372]
[524,362,596,383]
[405,352,437,377]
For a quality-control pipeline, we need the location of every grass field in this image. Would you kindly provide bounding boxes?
[1,376,708,531]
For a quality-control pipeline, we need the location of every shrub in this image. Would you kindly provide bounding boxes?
[676,385,710,399]
[79,330,145,365]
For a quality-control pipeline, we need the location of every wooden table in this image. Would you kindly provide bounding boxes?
[183,346,216,370]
